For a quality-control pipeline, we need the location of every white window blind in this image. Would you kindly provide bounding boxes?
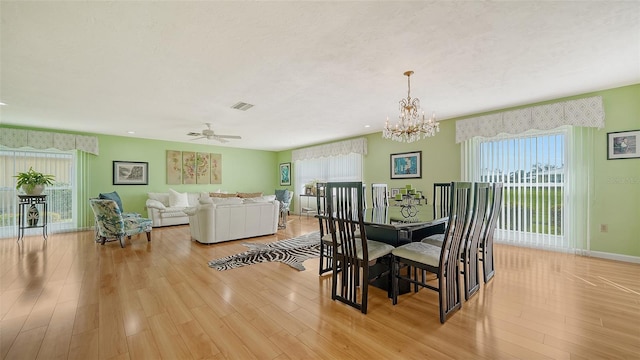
[293,152,363,214]
[471,129,569,250]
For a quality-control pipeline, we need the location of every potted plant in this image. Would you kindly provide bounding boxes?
[14,167,55,195]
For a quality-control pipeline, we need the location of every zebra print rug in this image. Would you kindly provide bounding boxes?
[208,232,320,271]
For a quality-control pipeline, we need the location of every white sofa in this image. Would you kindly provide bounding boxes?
[184,196,280,244]
[145,191,201,227]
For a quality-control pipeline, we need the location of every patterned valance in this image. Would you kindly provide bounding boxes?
[292,138,367,161]
[455,96,605,143]
[0,128,99,155]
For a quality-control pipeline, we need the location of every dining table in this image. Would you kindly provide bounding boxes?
[320,204,448,294]
[362,204,447,246]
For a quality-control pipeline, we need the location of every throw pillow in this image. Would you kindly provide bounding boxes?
[168,189,189,207]
[146,199,166,210]
[199,196,214,205]
[210,192,238,198]
[99,191,124,211]
[237,192,263,198]
[275,189,290,202]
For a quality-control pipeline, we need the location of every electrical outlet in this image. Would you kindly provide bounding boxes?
[600,224,608,233]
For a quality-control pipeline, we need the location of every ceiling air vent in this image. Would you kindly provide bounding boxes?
[231,102,254,111]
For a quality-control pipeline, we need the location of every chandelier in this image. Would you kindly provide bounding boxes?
[383,71,439,143]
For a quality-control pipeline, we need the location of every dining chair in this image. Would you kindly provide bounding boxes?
[391,182,473,323]
[316,182,334,275]
[433,182,452,220]
[461,182,491,300]
[371,183,389,207]
[480,182,504,283]
[326,181,394,314]
[361,183,367,209]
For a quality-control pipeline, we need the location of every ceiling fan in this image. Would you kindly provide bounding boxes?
[187,123,241,143]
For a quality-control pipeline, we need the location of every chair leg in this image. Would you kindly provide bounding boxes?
[100,236,106,245]
[391,257,399,305]
[119,236,125,248]
[146,231,151,242]
[361,261,369,314]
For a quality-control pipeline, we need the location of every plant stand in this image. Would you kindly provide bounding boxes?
[17,195,48,242]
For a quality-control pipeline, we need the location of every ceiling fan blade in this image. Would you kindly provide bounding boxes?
[213,136,229,143]
[215,134,242,139]
[189,136,206,141]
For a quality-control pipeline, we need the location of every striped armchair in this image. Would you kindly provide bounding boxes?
[89,199,152,248]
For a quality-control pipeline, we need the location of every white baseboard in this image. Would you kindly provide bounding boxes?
[587,250,640,264]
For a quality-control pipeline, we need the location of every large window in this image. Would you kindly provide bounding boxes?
[293,152,363,213]
[474,129,569,250]
[0,150,75,238]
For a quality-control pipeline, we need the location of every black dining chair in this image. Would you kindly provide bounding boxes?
[327,181,394,314]
[391,182,473,323]
[461,182,491,300]
[371,183,389,207]
[480,182,504,283]
[317,182,334,276]
[433,182,452,220]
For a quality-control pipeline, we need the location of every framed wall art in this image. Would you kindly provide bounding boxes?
[280,162,291,186]
[113,161,148,185]
[607,129,640,160]
[390,151,422,179]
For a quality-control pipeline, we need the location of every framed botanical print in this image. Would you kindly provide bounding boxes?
[279,162,291,186]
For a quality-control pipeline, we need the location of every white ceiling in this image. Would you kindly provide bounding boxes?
[1,1,639,151]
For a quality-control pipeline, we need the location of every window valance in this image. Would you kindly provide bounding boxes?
[0,128,99,155]
[455,96,605,143]
[292,138,367,161]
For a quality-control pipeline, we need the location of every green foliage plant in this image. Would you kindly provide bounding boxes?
[14,167,55,194]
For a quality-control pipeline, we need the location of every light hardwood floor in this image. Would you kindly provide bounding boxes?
[1,216,639,359]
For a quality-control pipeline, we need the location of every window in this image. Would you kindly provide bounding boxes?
[293,152,363,213]
[472,129,569,250]
[0,150,75,238]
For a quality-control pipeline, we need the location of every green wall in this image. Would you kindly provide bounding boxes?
[279,84,640,258]
[588,84,640,257]
[3,84,638,257]
[91,134,279,215]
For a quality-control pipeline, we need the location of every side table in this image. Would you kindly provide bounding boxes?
[17,195,48,242]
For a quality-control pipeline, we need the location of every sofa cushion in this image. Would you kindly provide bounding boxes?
[99,191,124,212]
[168,189,189,207]
[237,192,263,198]
[243,195,277,203]
[211,197,244,205]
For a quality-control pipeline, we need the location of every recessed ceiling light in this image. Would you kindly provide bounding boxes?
[364,125,371,128]
[0,102,6,106]
[127,131,135,134]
